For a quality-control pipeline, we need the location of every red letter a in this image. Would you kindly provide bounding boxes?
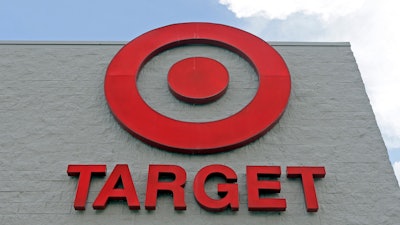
[93,164,140,210]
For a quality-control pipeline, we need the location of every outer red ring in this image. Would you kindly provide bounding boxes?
[104,22,291,154]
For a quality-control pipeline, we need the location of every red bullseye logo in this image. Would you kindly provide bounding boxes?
[168,57,229,104]
[104,23,291,154]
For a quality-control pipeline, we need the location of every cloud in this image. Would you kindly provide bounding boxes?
[394,162,400,186]
[219,0,365,20]
[219,0,400,150]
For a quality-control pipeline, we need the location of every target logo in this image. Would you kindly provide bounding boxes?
[104,23,291,154]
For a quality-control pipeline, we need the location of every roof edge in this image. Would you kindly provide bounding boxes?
[0,41,126,45]
[0,41,351,47]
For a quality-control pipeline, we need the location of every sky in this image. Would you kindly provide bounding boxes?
[1,0,399,185]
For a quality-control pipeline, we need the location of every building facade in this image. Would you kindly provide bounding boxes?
[1,26,399,224]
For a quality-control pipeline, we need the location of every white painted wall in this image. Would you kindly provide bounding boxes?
[0,42,399,224]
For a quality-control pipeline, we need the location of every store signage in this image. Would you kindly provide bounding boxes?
[68,164,326,212]
[103,22,291,154]
[68,23,325,214]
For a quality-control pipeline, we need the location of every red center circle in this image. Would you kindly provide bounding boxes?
[168,57,229,104]
[104,22,291,154]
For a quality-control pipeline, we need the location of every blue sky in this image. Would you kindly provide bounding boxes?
[1,0,399,185]
[1,0,240,41]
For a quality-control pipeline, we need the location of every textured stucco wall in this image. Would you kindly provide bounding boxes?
[0,42,399,224]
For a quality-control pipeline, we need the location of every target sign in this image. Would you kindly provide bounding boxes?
[104,23,291,154]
